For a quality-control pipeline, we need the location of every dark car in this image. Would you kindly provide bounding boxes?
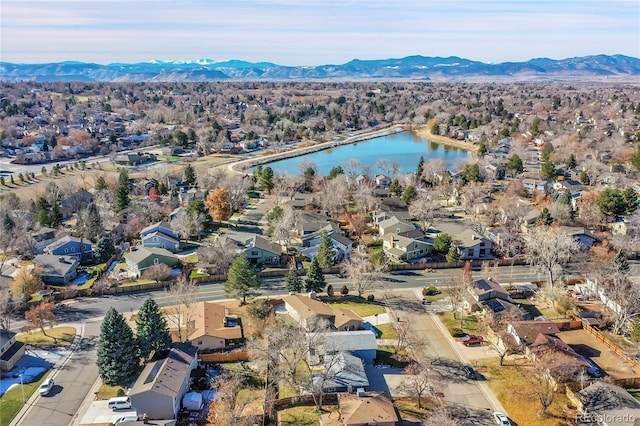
[462,365,477,380]
[461,335,484,346]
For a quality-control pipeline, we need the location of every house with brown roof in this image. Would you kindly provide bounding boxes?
[129,343,197,420]
[283,294,363,331]
[337,392,400,426]
[173,302,244,351]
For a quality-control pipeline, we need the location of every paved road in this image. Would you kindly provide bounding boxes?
[8,264,549,426]
[384,290,500,426]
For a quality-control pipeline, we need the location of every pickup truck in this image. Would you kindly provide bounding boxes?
[460,335,484,346]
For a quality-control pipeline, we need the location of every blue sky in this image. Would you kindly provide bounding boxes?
[1,0,639,65]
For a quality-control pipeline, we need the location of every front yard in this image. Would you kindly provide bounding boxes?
[437,311,481,336]
[324,296,386,317]
[0,373,49,426]
[16,326,76,347]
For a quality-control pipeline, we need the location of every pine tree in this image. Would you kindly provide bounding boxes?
[95,176,108,191]
[536,207,553,227]
[285,269,303,293]
[224,256,260,304]
[114,169,131,212]
[558,188,572,206]
[97,307,139,387]
[83,202,103,241]
[136,298,172,362]
[389,178,402,197]
[94,236,116,263]
[305,257,326,293]
[613,250,630,275]
[258,166,275,194]
[445,245,461,263]
[316,230,334,268]
[415,156,425,182]
[184,163,197,187]
[565,153,577,170]
[35,197,52,227]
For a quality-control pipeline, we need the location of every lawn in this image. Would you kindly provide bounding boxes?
[393,396,433,420]
[189,269,209,279]
[279,406,324,425]
[0,372,49,426]
[181,252,198,264]
[96,384,127,400]
[375,345,410,368]
[479,357,575,426]
[16,326,76,347]
[325,296,386,317]
[375,323,398,340]
[437,311,481,336]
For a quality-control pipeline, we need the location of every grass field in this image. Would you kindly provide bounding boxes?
[437,311,481,336]
[96,384,127,400]
[279,406,326,425]
[325,296,386,317]
[0,372,49,426]
[375,322,398,339]
[16,326,76,347]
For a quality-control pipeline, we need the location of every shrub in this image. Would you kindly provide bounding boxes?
[327,284,334,297]
[422,286,440,296]
[340,285,349,295]
[367,294,375,302]
[451,328,466,337]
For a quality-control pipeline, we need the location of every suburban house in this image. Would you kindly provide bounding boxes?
[301,224,353,262]
[177,302,244,351]
[464,278,517,316]
[140,221,181,252]
[129,343,198,420]
[375,174,391,188]
[243,235,283,266]
[377,216,415,237]
[309,331,377,365]
[373,211,412,228]
[34,254,79,285]
[313,352,369,393]
[571,381,640,424]
[44,236,93,261]
[452,229,493,260]
[382,233,432,262]
[283,295,363,331]
[30,227,57,254]
[522,178,551,194]
[124,246,179,278]
[0,330,25,372]
[337,392,399,426]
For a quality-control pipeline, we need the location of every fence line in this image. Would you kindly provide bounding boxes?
[199,350,249,363]
[579,319,640,370]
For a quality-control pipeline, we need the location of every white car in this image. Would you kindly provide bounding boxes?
[38,378,54,396]
[493,412,510,426]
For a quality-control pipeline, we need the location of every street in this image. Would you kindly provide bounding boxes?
[10,264,547,426]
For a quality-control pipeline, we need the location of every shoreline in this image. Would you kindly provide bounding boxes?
[229,123,477,174]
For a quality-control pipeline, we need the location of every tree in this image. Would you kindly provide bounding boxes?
[540,142,554,162]
[326,284,334,297]
[327,166,344,180]
[506,154,524,176]
[579,170,590,185]
[208,371,259,426]
[631,149,640,172]
[401,185,417,204]
[445,270,468,320]
[398,362,436,409]
[205,187,232,223]
[81,202,103,241]
[613,249,630,275]
[557,188,572,206]
[445,245,460,263]
[536,207,553,226]
[94,236,115,263]
[433,233,452,254]
[342,254,384,297]
[389,178,402,196]
[598,187,637,220]
[316,230,334,268]
[184,163,197,187]
[409,193,442,231]
[478,143,487,158]
[258,166,275,194]
[97,307,139,387]
[135,298,171,362]
[114,169,131,212]
[462,163,481,183]
[540,161,555,179]
[142,263,172,283]
[565,153,577,170]
[526,226,580,290]
[528,358,557,417]
[285,269,303,294]
[305,257,326,293]
[164,274,198,341]
[198,238,239,275]
[225,256,261,304]
[247,298,274,335]
[11,269,42,304]
[415,156,425,182]
[25,301,57,336]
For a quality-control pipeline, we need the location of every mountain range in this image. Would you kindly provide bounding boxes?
[1,54,639,82]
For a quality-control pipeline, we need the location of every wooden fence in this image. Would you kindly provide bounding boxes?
[273,393,338,411]
[579,318,640,370]
[199,350,249,363]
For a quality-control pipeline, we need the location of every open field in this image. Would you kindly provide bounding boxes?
[16,326,76,347]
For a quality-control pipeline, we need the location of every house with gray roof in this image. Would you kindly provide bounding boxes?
[140,221,181,252]
[34,254,78,285]
[44,236,93,261]
[573,381,640,425]
[313,352,369,393]
[309,330,377,365]
[377,216,415,237]
[129,343,197,420]
[301,223,353,262]
[124,246,179,278]
[244,235,282,266]
[382,233,432,262]
[0,330,25,372]
[452,229,493,260]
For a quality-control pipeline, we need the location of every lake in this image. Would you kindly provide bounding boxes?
[261,131,471,175]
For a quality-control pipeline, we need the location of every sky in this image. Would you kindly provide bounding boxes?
[1,0,639,65]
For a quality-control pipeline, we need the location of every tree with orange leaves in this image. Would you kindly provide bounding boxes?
[25,301,57,336]
[204,187,232,223]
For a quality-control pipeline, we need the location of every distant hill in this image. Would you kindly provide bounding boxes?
[1,54,639,82]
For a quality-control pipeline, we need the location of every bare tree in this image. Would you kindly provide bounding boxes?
[602,276,640,335]
[163,274,198,341]
[341,253,384,297]
[171,209,206,241]
[483,307,524,366]
[0,288,18,331]
[527,357,558,417]
[409,191,442,231]
[142,263,172,283]
[207,371,259,426]
[198,237,240,275]
[526,226,580,290]
[443,270,468,319]
[398,362,437,409]
[422,401,460,426]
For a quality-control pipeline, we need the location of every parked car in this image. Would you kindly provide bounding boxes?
[460,335,484,346]
[493,411,511,425]
[462,365,477,380]
[39,378,54,396]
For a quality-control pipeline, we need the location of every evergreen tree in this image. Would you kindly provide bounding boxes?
[540,161,556,179]
[415,156,425,182]
[632,149,640,172]
[477,143,487,158]
[506,154,524,176]
[613,250,630,275]
[326,284,334,297]
[445,245,461,263]
[316,230,334,268]
[136,298,172,362]
[184,163,197,187]
[114,169,131,212]
[305,257,326,293]
[565,154,577,170]
[258,166,274,194]
[224,256,260,303]
[95,176,108,191]
[389,178,402,197]
[35,197,53,227]
[327,166,344,180]
[285,269,303,293]
[433,233,452,254]
[462,163,482,183]
[579,170,590,185]
[97,307,139,387]
[401,185,417,204]
[83,202,103,241]
[536,207,553,226]
[94,236,116,263]
[558,188,572,206]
